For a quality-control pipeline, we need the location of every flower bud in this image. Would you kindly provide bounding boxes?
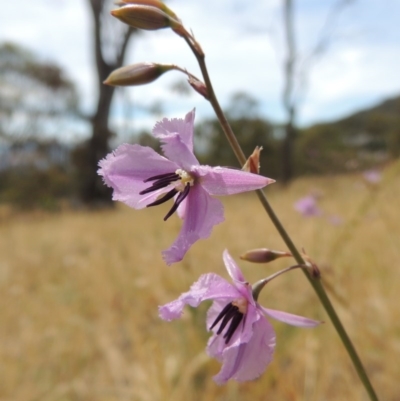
[188,77,209,100]
[363,169,381,185]
[301,249,321,278]
[111,4,182,31]
[242,146,262,174]
[240,248,292,264]
[117,0,179,20]
[104,62,175,86]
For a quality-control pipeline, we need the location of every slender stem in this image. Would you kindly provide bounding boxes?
[170,64,203,83]
[252,264,305,301]
[182,34,379,401]
[182,36,247,166]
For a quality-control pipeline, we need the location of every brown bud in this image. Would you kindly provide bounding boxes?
[242,146,263,174]
[104,62,175,86]
[301,248,321,279]
[111,4,182,31]
[240,248,292,264]
[117,0,179,20]
[188,77,209,99]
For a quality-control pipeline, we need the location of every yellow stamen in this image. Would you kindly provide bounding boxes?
[175,169,195,191]
[232,297,248,314]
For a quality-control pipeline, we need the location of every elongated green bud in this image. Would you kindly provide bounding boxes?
[240,248,292,264]
[111,4,182,31]
[104,62,175,86]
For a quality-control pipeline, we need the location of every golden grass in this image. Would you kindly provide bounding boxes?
[1,164,400,401]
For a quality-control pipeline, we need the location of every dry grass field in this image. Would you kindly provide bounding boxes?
[1,163,400,401]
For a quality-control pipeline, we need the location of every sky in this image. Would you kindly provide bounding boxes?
[1,0,400,141]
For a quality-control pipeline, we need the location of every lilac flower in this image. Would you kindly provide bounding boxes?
[98,110,274,265]
[327,214,343,226]
[159,250,320,384]
[363,169,381,184]
[294,195,322,217]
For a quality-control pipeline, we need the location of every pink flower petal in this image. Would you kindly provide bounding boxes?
[98,143,179,209]
[294,195,322,217]
[206,300,259,360]
[158,132,199,170]
[153,109,198,168]
[176,197,187,219]
[363,170,381,184]
[222,249,246,284]
[261,306,321,327]
[153,109,195,152]
[162,184,224,265]
[211,316,276,384]
[194,165,275,196]
[221,250,255,302]
[159,273,238,321]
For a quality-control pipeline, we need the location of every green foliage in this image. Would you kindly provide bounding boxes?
[195,117,280,177]
[295,125,357,175]
[195,92,280,177]
[297,96,400,175]
[0,167,72,210]
[194,93,400,179]
[191,93,400,179]
[1,58,399,209]
[0,42,79,141]
[0,42,82,209]
[137,130,161,152]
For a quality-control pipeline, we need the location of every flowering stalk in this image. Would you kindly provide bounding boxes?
[180,28,379,401]
[105,2,379,398]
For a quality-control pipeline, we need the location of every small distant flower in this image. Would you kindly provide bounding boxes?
[327,214,343,226]
[363,169,381,184]
[294,195,322,217]
[98,110,274,265]
[159,250,320,384]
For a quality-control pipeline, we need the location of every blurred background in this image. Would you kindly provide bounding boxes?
[0,0,399,400]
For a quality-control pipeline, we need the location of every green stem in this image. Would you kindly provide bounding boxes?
[252,264,305,301]
[183,36,247,166]
[183,34,379,401]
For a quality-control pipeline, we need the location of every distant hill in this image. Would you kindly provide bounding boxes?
[340,96,400,121]
[296,95,400,175]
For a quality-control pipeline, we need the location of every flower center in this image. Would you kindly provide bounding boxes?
[175,168,195,190]
[232,298,248,314]
[139,169,194,221]
[209,297,248,344]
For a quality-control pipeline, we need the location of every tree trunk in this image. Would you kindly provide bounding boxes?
[78,0,134,206]
[82,82,115,204]
[281,0,296,184]
[281,117,296,183]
